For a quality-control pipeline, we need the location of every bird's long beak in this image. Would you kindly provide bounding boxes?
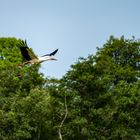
[50,57,57,60]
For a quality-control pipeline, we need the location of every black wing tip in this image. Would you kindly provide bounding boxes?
[20,39,29,48]
[50,48,59,56]
[42,48,59,57]
[54,48,59,53]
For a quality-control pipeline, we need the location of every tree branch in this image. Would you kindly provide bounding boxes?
[58,94,68,140]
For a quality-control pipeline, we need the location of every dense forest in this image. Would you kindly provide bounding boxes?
[0,36,140,140]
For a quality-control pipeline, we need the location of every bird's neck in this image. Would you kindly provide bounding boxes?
[38,56,52,61]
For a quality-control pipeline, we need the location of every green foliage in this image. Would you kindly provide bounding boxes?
[0,36,140,140]
[55,36,140,139]
[0,38,46,140]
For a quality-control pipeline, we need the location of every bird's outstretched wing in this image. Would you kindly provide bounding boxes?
[20,40,37,61]
[42,49,58,57]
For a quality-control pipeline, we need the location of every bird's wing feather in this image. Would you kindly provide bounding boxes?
[20,47,31,61]
[42,49,58,56]
[27,48,38,60]
[20,40,38,61]
[49,49,58,56]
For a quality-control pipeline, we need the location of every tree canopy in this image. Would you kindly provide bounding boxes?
[0,36,139,140]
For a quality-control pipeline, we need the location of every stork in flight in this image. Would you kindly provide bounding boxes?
[19,40,58,65]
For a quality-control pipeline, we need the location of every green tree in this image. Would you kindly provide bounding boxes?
[51,36,140,139]
[0,36,140,140]
[0,38,47,140]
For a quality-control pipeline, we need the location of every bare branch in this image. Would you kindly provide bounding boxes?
[58,94,68,140]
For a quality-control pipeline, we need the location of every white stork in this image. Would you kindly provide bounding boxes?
[19,40,58,65]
